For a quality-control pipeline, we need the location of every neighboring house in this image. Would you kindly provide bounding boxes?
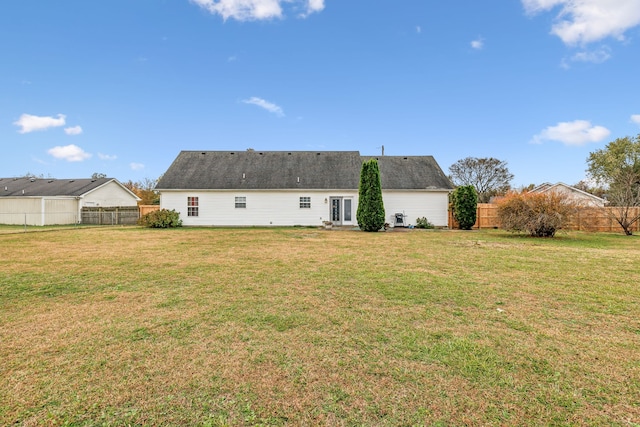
[155,151,454,227]
[0,177,140,225]
[530,182,607,207]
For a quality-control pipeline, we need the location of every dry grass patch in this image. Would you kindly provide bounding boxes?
[1,227,639,425]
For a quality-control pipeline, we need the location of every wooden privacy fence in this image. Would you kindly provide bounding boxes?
[81,206,140,225]
[449,203,640,233]
[139,205,160,216]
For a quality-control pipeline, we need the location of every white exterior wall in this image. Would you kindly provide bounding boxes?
[161,189,450,227]
[82,181,139,207]
[382,190,450,227]
[44,198,79,225]
[161,190,357,227]
[0,198,43,225]
[0,197,78,225]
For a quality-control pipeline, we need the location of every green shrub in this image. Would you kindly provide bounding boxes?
[138,209,183,228]
[357,159,386,232]
[415,217,435,229]
[451,185,478,230]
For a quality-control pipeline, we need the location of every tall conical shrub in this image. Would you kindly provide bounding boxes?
[451,185,478,230]
[357,159,386,231]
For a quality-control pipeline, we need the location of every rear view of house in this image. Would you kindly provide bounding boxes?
[0,177,140,225]
[156,151,454,227]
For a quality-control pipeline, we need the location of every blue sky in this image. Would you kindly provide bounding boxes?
[2,0,640,187]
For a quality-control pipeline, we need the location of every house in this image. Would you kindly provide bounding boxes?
[155,151,454,227]
[0,177,141,225]
[530,182,607,207]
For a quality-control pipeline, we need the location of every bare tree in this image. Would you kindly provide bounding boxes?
[449,157,514,203]
[603,168,640,235]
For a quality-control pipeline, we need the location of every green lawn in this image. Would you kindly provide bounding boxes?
[1,227,639,426]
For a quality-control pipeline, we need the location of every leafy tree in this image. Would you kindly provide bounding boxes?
[123,177,160,205]
[92,172,107,179]
[587,135,640,235]
[357,159,385,232]
[497,191,579,237]
[450,185,477,230]
[449,157,514,203]
[573,180,607,199]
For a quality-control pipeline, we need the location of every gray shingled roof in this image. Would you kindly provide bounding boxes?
[0,177,116,197]
[156,151,454,191]
[361,155,454,190]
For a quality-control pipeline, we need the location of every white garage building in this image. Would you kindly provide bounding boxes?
[0,177,140,226]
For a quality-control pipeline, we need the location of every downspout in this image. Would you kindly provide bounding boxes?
[76,196,82,224]
[41,198,45,226]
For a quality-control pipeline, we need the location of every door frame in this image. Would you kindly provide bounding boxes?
[329,196,354,226]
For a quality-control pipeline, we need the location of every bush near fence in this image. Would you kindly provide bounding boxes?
[449,203,640,233]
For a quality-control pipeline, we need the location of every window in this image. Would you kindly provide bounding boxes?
[235,196,246,208]
[344,199,352,221]
[299,196,311,209]
[187,196,199,217]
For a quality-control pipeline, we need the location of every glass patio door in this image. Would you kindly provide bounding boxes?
[330,197,342,225]
[330,197,353,226]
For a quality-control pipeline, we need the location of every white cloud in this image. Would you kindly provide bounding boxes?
[191,0,282,21]
[14,113,66,134]
[570,46,612,63]
[416,26,422,34]
[531,120,611,146]
[191,0,323,21]
[471,38,484,50]
[522,0,640,45]
[243,96,285,117]
[631,114,640,125]
[130,162,145,171]
[47,144,92,162]
[64,125,83,136]
[301,0,324,17]
[98,153,117,161]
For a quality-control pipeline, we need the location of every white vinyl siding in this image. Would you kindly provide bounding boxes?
[160,189,450,227]
[0,197,78,225]
[43,199,78,225]
[82,181,139,207]
[161,191,355,227]
[380,190,450,227]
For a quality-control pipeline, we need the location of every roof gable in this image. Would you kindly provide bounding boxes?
[530,182,606,205]
[156,151,454,191]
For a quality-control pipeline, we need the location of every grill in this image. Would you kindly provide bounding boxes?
[394,213,406,227]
